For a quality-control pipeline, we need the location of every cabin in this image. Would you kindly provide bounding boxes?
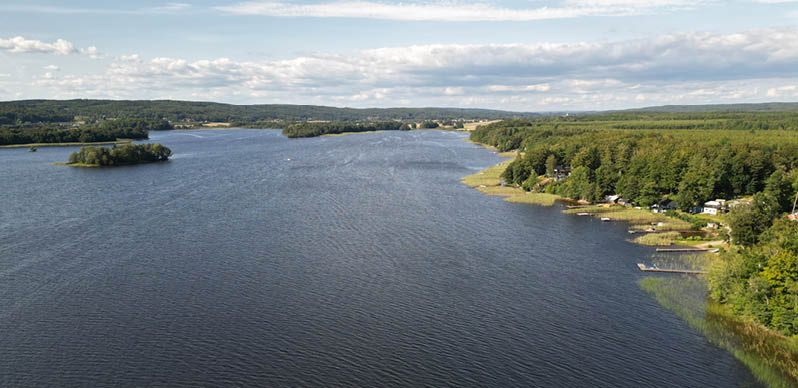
[702,200,726,215]
[650,199,676,214]
[605,194,620,204]
[553,166,571,181]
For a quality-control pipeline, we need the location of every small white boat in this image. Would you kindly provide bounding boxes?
[601,217,611,221]
[577,212,589,216]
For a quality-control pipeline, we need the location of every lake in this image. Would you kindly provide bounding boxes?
[0,129,760,387]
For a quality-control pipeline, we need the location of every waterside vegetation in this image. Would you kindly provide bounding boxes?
[282,121,409,138]
[466,112,798,386]
[61,143,172,167]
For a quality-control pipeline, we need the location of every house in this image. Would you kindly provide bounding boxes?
[651,199,676,214]
[788,213,798,222]
[553,166,571,181]
[703,200,725,215]
[605,195,620,204]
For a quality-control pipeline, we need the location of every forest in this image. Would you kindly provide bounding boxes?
[0,118,170,146]
[282,121,410,138]
[0,99,535,124]
[471,112,798,336]
[472,115,798,208]
[66,143,172,166]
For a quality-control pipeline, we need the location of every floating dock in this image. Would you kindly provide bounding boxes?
[637,263,707,274]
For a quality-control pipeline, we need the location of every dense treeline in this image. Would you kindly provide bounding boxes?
[0,99,536,123]
[472,117,798,209]
[0,118,170,145]
[472,114,798,336]
[709,218,798,336]
[282,121,410,138]
[67,144,172,166]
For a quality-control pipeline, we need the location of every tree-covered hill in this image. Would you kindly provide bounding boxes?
[0,99,538,124]
[621,102,798,113]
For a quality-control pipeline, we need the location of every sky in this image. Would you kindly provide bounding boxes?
[1,0,798,111]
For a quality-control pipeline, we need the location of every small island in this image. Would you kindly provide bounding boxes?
[282,121,410,138]
[60,143,172,167]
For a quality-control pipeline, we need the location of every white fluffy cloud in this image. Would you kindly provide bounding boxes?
[0,36,76,55]
[20,28,798,110]
[215,0,710,21]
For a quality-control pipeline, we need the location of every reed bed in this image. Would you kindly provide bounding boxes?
[477,186,522,196]
[640,277,798,387]
[630,221,693,231]
[633,231,682,246]
[505,192,560,206]
[461,162,511,188]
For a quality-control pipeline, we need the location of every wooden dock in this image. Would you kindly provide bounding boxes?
[655,247,711,252]
[637,263,707,274]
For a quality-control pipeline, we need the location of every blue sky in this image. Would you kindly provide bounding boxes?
[1,0,798,111]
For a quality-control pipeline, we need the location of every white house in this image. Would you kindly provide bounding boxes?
[703,200,724,215]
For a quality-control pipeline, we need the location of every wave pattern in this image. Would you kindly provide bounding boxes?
[0,129,760,387]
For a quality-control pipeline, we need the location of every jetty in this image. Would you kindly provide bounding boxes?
[655,247,711,252]
[637,263,707,274]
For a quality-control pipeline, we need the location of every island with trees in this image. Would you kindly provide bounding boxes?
[62,143,172,167]
[281,121,410,138]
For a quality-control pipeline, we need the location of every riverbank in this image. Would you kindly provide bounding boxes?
[640,276,798,387]
[463,141,797,387]
[460,150,561,206]
[0,139,134,149]
[462,146,717,247]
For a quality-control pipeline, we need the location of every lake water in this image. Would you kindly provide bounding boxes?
[0,129,760,387]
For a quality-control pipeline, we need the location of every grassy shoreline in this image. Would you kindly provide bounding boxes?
[0,139,134,149]
[464,140,797,386]
[640,276,798,387]
[460,149,562,206]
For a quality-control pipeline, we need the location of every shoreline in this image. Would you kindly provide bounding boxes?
[0,139,134,149]
[463,140,797,387]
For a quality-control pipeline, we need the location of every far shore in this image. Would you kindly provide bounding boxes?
[0,139,134,149]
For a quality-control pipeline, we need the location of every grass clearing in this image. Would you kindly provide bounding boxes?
[565,206,667,224]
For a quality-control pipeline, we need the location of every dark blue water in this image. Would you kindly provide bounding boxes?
[1,130,760,387]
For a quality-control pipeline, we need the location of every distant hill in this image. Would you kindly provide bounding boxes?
[0,99,537,124]
[621,102,798,113]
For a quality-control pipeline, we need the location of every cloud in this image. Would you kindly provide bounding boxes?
[0,36,76,55]
[767,85,798,97]
[149,3,192,13]
[0,4,192,15]
[44,65,59,71]
[24,28,798,110]
[215,0,710,21]
[488,84,551,92]
[80,46,105,60]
